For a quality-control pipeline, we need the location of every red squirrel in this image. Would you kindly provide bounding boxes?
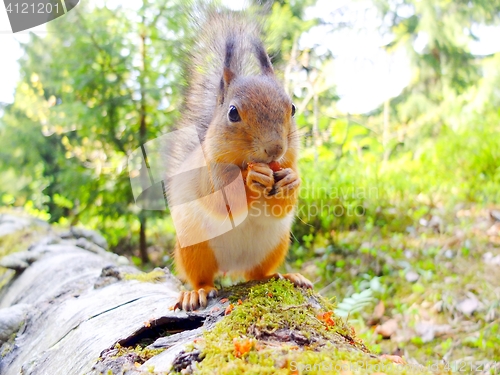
[169,11,312,311]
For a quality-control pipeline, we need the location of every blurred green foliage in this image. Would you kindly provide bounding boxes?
[0,0,499,366]
[0,0,499,260]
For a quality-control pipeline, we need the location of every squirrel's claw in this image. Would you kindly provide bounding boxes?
[246,163,274,194]
[264,272,313,289]
[175,287,218,311]
[281,273,313,288]
[269,168,300,197]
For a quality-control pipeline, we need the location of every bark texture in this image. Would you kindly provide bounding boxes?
[0,214,420,375]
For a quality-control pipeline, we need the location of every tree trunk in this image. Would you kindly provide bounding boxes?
[139,213,148,264]
[137,5,150,264]
[0,214,423,375]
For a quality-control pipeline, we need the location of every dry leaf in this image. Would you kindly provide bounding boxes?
[233,337,253,357]
[490,210,500,222]
[405,270,419,283]
[317,311,336,327]
[457,297,479,316]
[483,252,500,265]
[415,321,452,342]
[373,301,385,320]
[380,354,405,364]
[375,319,398,338]
[486,223,500,236]
[225,303,235,315]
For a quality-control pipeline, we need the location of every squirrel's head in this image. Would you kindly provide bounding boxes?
[205,38,298,169]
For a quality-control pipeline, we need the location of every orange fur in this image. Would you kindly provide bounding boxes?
[244,234,290,280]
[174,241,219,290]
[172,13,305,310]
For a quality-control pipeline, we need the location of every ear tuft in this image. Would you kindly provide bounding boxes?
[218,37,237,104]
[223,37,236,86]
[223,66,235,86]
[253,39,274,76]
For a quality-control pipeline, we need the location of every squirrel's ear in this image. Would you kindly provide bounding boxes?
[223,67,235,86]
[218,38,236,104]
[223,38,236,86]
[253,40,274,76]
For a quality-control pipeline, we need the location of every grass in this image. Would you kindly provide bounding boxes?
[297,204,500,372]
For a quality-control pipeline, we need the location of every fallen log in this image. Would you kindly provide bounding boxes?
[0,213,437,374]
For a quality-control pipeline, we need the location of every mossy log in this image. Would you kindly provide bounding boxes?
[0,214,438,375]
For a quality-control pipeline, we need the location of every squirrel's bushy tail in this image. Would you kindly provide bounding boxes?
[181,8,268,141]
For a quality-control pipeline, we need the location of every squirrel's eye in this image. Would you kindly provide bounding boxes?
[228,105,241,122]
[291,104,296,117]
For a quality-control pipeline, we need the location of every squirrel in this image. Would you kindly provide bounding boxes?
[168,10,312,311]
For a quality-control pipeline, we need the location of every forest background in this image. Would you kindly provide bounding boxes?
[0,0,499,369]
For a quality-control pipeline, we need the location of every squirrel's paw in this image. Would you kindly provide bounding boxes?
[246,163,274,195]
[174,287,218,311]
[269,168,301,197]
[274,272,313,289]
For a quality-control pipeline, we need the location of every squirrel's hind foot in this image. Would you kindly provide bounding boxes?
[266,272,313,289]
[281,273,313,288]
[174,286,218,311]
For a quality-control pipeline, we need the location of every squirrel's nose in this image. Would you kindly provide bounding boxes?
[265,143,284,159]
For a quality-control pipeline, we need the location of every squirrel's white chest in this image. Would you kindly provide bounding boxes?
[209,213,294,273]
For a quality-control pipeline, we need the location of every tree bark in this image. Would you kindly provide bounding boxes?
[137,4,150,264]
[0,214,422,375]
[0,214,184,375]
[139,213,149,264]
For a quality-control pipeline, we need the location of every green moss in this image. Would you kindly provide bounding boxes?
[180,279,446,375]
[113,343,165,364]
[1,319,28,358]
[0,225,47,292]
[0,269,14,290]
[0,227,42,258]
[212,279,356,345]
[123,269,166,283]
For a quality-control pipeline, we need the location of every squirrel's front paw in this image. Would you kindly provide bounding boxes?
[269,168,301,197]
[246,163,274,195]
[175,286,218,311]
